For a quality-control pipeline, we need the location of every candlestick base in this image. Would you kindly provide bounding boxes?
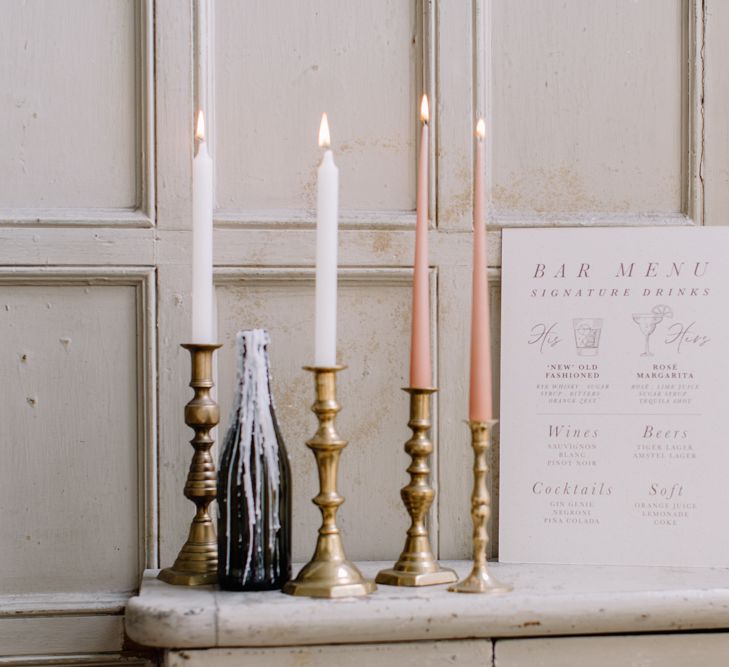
[449,419,511,595]
[283,366,376,598]
[448,563,511,594]
[282,560,376,599]
[158,343,221,587]
[376,388,457,588]
[375,567,457,588]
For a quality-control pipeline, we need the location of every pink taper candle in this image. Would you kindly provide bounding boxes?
[469,119,493,420]
[409,95,431,388]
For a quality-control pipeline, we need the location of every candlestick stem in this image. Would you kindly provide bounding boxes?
[449,419,511,594]
[376,388,457,586]
[283,366,375,598]
[158,343,221,586]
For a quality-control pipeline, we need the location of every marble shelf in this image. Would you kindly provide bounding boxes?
[124,561,729,649]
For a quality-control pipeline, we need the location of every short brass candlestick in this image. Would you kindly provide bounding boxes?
[159,343,221,586]
[449,419,511,594]
[376,388,457,587]
[283,366,375,598]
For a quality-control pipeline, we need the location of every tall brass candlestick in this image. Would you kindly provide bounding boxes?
[283,366,375,598]
[449,419,511,594]
[376,388,457,586]
[159,343,221,586]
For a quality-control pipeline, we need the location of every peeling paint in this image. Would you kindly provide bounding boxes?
[371,233,393,254]
[493,166,612,213]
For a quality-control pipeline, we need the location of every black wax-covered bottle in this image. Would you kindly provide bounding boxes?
[217,329,292,591]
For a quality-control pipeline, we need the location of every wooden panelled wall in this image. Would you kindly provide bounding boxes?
[1,0,728,662]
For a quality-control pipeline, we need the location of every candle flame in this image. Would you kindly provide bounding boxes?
[420,94,429,124]
[195,110,206,141]
[476,118,486,140]
[318,113,331,148]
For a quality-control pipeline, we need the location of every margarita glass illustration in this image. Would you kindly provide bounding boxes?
[572,318,603,356]
[632,304,673,357]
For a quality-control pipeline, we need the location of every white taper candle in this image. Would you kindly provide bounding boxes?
[192,110,214,344]
[314,113,339,367]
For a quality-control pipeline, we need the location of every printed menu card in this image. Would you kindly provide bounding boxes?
[499,227,729,567]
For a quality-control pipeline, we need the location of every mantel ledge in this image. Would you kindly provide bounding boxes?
[124,561,729,649]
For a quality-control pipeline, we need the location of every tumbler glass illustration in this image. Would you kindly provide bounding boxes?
[573,318,602,356]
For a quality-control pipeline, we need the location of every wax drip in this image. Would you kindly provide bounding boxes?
[223,330,282,582]
[218,328,290,590]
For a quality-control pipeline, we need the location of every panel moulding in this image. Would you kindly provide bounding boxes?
[0,267,158,597]
[214,265,423,287]
[212,0,434,231]
[685,0,705,224]
[214,209,417,231]
[0,0,155,229]
[214,265,441,544]
[481,0,704,228]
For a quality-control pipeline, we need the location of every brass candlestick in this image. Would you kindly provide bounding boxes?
[376,388,457,586]
[283,366,375,598]
[159,343,221,586]
[449,419,511,594]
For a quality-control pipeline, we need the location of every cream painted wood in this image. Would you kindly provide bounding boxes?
[157,262,200,569]
[2,0,729,662]
[0,658,153,667]
[214,0,422,218]
[436,0,475,231]
[704,0,729,226]
[0,270,154,595]
[214,268,419,562]
[0,228,156,266]
[0,592,128,617]
[157,228,503,269]
[155,0,193,232]
[435,262,473,559]
[193,0,213,140]
[0,616,124,657]
[686,0,705,223]
[0,0,157,658]
[165,641,492,667]
[438,268,502,559]
[127,562,729,648]
[154,0,198,572]
[495,634,729,667]
[0,0,154,226]
[490,0,687,220]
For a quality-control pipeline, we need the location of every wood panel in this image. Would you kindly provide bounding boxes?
[704,0,729,225]
[0,271,155,595]
[438,270,502,559]
[435,1,474,231]
[495,634,729,667]
[3,0,727,661]
[166,641,492,667]
[214,0,420,218]
[0,229,156,267]
[212,269,422,562]
[490,0,685,219]
[155,0,193,233]
[0,657,153,666]
[0,617,123,658]
[0,0,153,224]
